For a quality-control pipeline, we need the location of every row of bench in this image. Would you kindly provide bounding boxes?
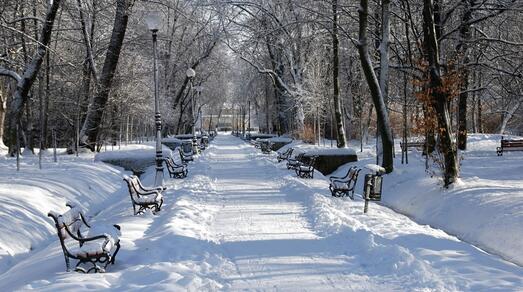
[401,136,523,156]
[48,141,205,273]
[277,148,361,198]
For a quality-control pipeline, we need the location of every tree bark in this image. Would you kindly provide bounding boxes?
[357,0,394,173]
[423,0,459,187]
[79,0,134,150]
[456,0,475,150]
[332,0,347,148]
[0,82,6,149]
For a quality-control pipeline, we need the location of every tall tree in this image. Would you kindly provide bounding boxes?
[356,0,394,173]
[79,0,134,150]
[423,0,459,186]
[0,0,62,154]
[331,0,347,148]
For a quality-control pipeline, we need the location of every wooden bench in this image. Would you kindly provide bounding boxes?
[295,155,318,179]
[48,202,121,273]
[497,137,523,156]
[329,166,361,199]
[260,141,272,154]
[123,175,165,215]
[164,156,188,178]
[277,148,293,163]
[178,148,194,163]
[400,141,425,152]
[287,153,305,170]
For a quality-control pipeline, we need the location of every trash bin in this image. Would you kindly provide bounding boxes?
[363,164,385,213]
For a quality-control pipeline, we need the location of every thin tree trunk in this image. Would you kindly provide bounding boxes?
[423,0,459,186]
[357,0,394,173]
[332,0,347,148]
[0,82,6,149]
[79,0,134,150]
[456,0,475,150]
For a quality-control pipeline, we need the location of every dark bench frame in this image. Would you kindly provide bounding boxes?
[295,155,318,179]
[48,203,121,273]
[400,141,425,152]
[179,147,194,163]
[497,136,523,156]
[164,157,188,178]
[260,141,272,154]
[329,166,361,199]
[277,148,293,163]
[287,153,304,170]
[124,175,165,215]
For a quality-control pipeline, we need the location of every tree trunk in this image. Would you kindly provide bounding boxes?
[423,0,459,187]
[0,82,6,149]
[1,0,62,154]
[456,0,475,150]
[79,0,134,150]
[357,0,394,173]
[332,0,347,148]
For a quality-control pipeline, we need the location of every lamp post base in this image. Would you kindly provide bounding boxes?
[154,164,164,186]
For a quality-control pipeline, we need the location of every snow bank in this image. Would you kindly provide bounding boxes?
[330,134,523,266]
[95,145,172,162]
[305,147,356,156]
[0,155,126,273]
[267,137,293,143]
[162,137,184,144]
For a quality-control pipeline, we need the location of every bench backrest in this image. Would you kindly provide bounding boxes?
[48,204,87,244]
[282,148,293,158]
[501,139,523,147]
[123,176,141,200]
[348,168,361,183]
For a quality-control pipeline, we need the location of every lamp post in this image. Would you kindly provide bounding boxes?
[192,85,203,153]
[186,68,196,151]
[145,12,163,186]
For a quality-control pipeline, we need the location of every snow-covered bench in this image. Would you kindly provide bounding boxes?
[329,166,361,199]
[260,141,272,154]
[123,175,165,215]
[48,202,121,273]
[287,153,305,170]
[178,147,194,163]
[497,137,523,156]
[295,155,318,179]
[164,156,188,179]
[277,148,293,163]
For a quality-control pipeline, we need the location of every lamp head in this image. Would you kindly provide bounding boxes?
[186,68,196,78]
[145,11,161,32]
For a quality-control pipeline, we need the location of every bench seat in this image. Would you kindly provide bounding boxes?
[48,203,121,273]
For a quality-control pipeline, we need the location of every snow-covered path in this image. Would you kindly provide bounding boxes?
[204,137,355,290]
[1,134,522,291]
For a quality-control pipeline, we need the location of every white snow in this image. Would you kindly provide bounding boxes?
[267,136,293,143]
[364,164,386,174]
[0,133,521,291]
[306,147,357,156]
[0,153,126,274]
[94,144,172,162]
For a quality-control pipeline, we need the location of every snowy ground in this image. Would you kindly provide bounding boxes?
[321,134,523,267]
[0,134,522,291]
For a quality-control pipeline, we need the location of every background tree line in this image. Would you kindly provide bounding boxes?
[0,0,522,186]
